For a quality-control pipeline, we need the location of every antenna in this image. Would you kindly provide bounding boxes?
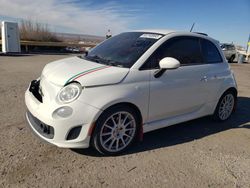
[190,23,195,32]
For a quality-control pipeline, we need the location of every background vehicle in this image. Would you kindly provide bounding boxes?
[25,30,238,155]
[220,43,247,63]
[220,43,237,63]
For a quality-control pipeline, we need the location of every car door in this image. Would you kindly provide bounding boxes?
[143,36,210,122]
[200,38,227,102]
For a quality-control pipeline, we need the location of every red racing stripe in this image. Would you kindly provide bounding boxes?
[73,66,111,81]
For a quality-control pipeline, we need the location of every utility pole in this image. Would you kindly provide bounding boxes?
[246,34,250,52]
[247,34,250,61]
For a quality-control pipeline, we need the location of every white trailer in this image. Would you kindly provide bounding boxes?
[1,21,21,53]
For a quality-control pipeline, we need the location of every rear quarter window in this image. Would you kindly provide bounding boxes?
[201,39,222,63]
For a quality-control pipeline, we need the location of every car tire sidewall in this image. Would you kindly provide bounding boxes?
[213,91,236,121]
[91,105,140,155]
[229,55,235,63]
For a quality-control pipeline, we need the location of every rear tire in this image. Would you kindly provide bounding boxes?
[212,91,236,121]
[229,55,235,63]
[91,105,139,155]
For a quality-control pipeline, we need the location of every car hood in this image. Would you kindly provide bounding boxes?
[41,56,129,87]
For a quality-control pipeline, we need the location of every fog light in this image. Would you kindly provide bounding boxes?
[53,107,73,118]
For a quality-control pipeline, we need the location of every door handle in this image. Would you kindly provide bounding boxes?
[200,76,208,82]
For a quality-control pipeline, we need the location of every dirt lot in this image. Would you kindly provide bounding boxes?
[0,55,250,188]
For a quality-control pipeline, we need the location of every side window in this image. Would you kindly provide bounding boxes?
[231,45,236,50]
[141,36,203,69]
[223,45,229,50]
[226,45,235,50]
[201,39,222,63]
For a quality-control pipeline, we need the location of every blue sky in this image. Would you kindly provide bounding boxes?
[0,0,249,46]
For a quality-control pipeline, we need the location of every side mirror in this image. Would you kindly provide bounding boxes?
[159,57,180,69]
[154,57,180,78]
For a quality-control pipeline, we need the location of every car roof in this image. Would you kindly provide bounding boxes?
[135,29,209,37]
[135,29,219,43]
[135,29,176,35]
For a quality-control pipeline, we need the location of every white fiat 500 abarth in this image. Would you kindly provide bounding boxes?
[25,30,237,155]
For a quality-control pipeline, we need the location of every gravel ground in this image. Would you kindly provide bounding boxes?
[0,55,250,188]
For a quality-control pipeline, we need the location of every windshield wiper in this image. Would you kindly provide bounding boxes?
[105,61,124,68]
[85,55,125,68]
[85,55,104,64]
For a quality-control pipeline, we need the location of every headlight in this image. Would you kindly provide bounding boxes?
[58,83,82,103]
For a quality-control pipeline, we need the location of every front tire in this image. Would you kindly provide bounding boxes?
[212,91,236,121]
[229,55,235,63]
[92,105,139,155]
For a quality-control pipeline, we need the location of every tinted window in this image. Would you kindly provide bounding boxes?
[141,36,203,69]
[83,32,162,68]
[201,39,222,63]
[221,44,235,50]
[230,45,235,50]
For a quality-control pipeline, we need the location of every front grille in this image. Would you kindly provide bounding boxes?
[27,111,54,139]
[29,80,43,103]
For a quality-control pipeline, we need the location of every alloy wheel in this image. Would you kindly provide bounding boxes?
[218,93,234,120]
[99,111,136,152]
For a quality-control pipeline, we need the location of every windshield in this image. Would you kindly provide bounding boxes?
[83,32,163,68]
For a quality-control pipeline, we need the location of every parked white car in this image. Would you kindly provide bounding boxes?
[220,43,237,63]
[25,30,237,155]
[220,43,247,63]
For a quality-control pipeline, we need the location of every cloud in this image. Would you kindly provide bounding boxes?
[0,0,137,35]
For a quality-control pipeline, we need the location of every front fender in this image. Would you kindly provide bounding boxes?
[78,82,150,123]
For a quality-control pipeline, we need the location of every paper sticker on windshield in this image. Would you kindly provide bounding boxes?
[140,34,163,39]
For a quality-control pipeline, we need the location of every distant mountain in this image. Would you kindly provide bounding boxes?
[54,32,105,43]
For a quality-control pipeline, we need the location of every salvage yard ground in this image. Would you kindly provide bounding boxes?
[0,55,250,188]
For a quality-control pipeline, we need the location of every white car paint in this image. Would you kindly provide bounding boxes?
[25,30,237,149]
[41,56,129,86]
